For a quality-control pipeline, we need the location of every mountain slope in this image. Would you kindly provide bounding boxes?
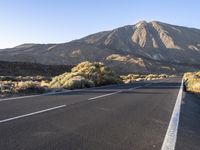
[0,21,200,73]
[80,21,200,64]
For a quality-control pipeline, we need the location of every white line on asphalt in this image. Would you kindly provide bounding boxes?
[88,90,123,100]
[0,90,82,102]
[0,84,121,102]
[161,79,183,150]
[0,94,48,102]
[144,83,152,86]
[129,86,142,90]
[0,105,66,124]
[0,82,153,102]
[88,85,149,100]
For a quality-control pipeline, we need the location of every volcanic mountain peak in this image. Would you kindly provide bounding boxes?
[80,20,200,52]
[132,21,156,48]
[0,20,200,73]
[135,20,148,28]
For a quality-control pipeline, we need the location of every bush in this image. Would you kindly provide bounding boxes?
[49,61,122,89]
[62,76,95,89]
[184,71,200,93]
[120,74,144,83]
[15,81,45,93]
[121,73,173,84]
[0,81,15,95]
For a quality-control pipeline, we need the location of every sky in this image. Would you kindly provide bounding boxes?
[0,0,199,49]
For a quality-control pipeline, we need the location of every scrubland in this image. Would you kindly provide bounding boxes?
[0,61,175,98]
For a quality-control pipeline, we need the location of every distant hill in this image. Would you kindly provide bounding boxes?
[0,21,200,73]
[0,61,72,76]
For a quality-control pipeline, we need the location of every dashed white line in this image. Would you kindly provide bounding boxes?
[161,79,183,150]
[88,84,150,100]
[0,94,46,102]
[0,82,153,102]
[0,84,125,102]
[0,105,66,124]
[88,90,123,100]
[0,90,76,102]
[129,86,142,90]
[144,83,152,86]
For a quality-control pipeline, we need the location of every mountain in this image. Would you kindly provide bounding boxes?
[0,21,200,74]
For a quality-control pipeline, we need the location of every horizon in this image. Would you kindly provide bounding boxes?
[1,20,200,49]
[0,0,200,49]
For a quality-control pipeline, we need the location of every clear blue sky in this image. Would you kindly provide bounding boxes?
[0,0,199,48]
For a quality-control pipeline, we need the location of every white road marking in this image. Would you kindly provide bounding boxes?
[0,93,49,102]
[144,83,152,86]
[0,81,154,103]
[128,86,142,90]
[0,90,82,102]
[0,81,155,102]
[88,84,150,100]
[88,90,123,100]
[0,84,122,102]
[0,105,66,124]
[161,79,183,150]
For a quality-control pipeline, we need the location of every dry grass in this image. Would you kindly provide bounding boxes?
[14,81,45,93]
[121,74,175,84]
[0,80,46,97]
[184,71,200,93]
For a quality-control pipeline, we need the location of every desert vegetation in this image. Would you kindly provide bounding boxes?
[121,74,175,84]
[0,61,122,97]
[49,61,122,89]
[184,71,200,93]
[0,76,50,97]
[0,61,176,98]
[0,80,47,98]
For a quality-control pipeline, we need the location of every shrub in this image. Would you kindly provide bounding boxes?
[184,71,200,93]
[40,80,50,87]
[62,76,95,89]
[15,81,45,93]
[121,73,173,84]
[49,61,122,89]
[0,81,15,94]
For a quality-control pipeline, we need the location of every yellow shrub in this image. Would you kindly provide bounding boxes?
[15,81,45,93]
[184,71,200,93]
[49,61,122,88]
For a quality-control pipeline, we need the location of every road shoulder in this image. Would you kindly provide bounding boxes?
[176,93,200,150]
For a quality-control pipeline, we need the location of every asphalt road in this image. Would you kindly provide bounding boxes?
[0,77,199,150]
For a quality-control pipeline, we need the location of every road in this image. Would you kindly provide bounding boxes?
[0,77,199,150]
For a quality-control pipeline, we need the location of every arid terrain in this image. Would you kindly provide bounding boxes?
[0,21,200,74]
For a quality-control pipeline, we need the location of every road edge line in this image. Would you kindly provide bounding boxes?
[161,79,183,150]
